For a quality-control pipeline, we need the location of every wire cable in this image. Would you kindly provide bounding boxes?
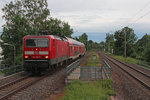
[128,10,150,27]
[133,1,150,17]
[127,1,150,27]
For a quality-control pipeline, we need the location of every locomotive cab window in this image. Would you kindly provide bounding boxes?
[25,38,48,47]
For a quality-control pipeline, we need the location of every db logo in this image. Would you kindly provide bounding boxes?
[34,51,39,55]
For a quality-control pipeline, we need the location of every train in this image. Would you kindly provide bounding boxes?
[23,35,85,73]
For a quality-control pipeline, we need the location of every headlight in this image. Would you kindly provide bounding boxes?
[45,56,49,59]
[25,56,28,58]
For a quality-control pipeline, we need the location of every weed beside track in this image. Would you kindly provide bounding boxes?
[62,79,115,100]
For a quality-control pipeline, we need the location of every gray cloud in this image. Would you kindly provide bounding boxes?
[0,0,150,42]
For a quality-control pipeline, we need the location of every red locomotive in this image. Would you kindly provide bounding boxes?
[23,35,85,73]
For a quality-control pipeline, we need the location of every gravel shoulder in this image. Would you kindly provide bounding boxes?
[0,74,4,79]
[10,68,66,100]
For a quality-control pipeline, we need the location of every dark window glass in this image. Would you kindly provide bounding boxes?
[70,46,72,51]
[53,39,55,47]
[25,38,48,47]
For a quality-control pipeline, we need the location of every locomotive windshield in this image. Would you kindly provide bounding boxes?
[25,38,48,47]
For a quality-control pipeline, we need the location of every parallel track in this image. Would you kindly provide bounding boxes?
[104,54,150,90]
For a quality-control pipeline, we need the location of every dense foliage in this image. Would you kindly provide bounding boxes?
[1,0,149,69]
[76,33,101,51]
[62,79,115,100]
[135,34,150,61]
[105,33,114,53]
[104,27,150,62]
[0,0,73,67]
[86,52,100,67]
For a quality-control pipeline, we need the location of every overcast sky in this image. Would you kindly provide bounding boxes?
[0,0,150,42]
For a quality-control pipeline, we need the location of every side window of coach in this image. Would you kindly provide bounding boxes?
[70,46,72,51]
[53,39,55,47]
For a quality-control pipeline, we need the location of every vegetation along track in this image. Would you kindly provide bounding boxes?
[104,54,150,90]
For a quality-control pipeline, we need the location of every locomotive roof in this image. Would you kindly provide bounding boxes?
[23,35,52,38]
[23,35,68,41]
[23,35,85,46]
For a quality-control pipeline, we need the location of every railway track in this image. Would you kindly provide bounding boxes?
[0,74,30,90]
[0,72,53,100]
[0,71,28,86]
[104,54,150,90]
[0,70,64,100]
[0,58,80,100]
[0,71,54,100]
[0,68,65,100]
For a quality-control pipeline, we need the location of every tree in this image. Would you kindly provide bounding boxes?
[135,34,150,61]
[1,0,49,66]
[114,30,124,55]
[114,27,137,57]
[144,41,150,62]
[105,33,114,53]
[2,0,50,34]
[1,0,74,67]
[99,41,105,51]
[135,34,150,59]
[87,40,93,51]
[78,33,88,46]
[43,18,73,37]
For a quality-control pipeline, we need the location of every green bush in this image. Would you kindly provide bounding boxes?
[62,79,115,100]
[86,52,100,67]
[107,53,150,69]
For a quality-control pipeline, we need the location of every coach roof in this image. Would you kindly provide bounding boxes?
[66,37,85,46]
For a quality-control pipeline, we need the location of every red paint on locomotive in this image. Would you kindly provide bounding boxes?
[23,35,85,73]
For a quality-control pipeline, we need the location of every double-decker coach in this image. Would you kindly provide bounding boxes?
[67,37,85,60]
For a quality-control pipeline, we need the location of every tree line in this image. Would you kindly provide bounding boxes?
[1,0,149,68]
[0,0,100,67]
[0,0,73,67]
[74,33,101,51]
[103,27,150,62]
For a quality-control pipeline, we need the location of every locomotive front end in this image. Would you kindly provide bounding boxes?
[23,36,50,73]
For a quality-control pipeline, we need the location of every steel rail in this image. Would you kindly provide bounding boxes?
[104,55,150,90]
[106,55,150,78]
[0,74,30,90]
[0,58,80,100]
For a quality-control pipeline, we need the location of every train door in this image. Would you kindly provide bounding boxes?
[70,45,73,57]
[56,41,58,58]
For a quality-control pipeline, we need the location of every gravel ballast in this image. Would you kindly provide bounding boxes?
[10,68,66,100]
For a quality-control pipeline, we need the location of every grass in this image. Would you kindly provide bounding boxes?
[0,65,23,76]
[86,52,101,67]
[138,61,150,69]
[106,52,139,64]
[0,71,3,75]
[106,52,150,69]
[113,55,138,64]
[62,79,116,100]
